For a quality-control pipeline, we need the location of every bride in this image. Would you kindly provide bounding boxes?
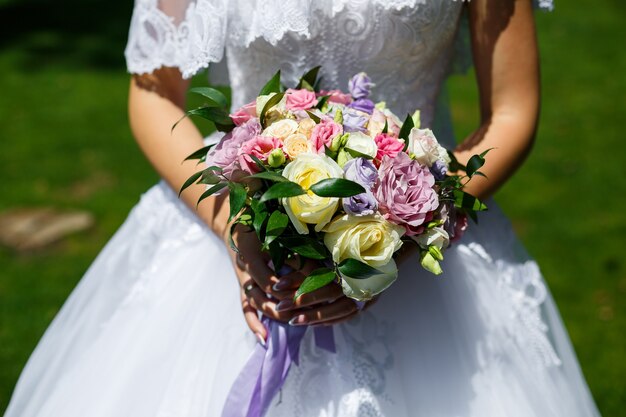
[4,0,601,416]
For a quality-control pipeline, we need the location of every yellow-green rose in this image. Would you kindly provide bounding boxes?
[323,214,404,267]
[282,153,344,234]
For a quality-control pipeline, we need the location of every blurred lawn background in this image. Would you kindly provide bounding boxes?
[0,0,624,414]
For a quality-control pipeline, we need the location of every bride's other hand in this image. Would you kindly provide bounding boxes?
[228,225,360,341]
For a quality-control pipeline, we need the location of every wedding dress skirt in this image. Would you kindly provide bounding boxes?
[4,179,600,417]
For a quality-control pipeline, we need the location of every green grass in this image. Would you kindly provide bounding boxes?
[0,0,625,415]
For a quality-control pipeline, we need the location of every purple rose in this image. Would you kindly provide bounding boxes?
[430,160,448,180]
[374,153,439,236]
[344,157,378,188]
[205,118,261,179]
[342,108,369,133]
[348,98,375,115]
[343,190,378,216]
[342,158,378,215]
[348,72,374,99]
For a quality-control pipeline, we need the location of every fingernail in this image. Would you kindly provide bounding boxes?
[289,314,307,326]
[255,332,267,348]
[272,278,292,292]
[276,299,294,312]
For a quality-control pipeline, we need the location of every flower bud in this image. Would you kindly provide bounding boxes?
[334,108,343,124]
[336,148,353,168]
[428,245,444,261]
[411,110,421,129]
[420,251,443,275]
[268,149,286,167]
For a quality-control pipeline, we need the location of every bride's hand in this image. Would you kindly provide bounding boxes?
[227,224,368,341]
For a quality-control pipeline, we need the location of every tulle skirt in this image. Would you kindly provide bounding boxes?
[4,181,600,417]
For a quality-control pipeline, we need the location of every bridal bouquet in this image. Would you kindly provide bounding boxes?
[178,68,488,301]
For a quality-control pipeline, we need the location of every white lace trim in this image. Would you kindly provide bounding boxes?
[125,0,228,78]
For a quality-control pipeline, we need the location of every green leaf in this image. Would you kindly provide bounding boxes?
[278,236,328,260]
[316,95,330,110]
[297,66,321,90]
[265,211,289,245]
[447,149,466,172]
[198,169,222,185]
[398,113,415,142]
[260,92,285,127]
[309,178,365,198]
[251,200,268,239]
[269,240,286,272]
[246,171,288,182]
[465,154,486,178]
[260,181,306,203]
[480,147,495,158]
[453,190,488,211]
[228,183,248,222]
[188,87,228,108]
[183,144,216,162]
[382,120,389,134]
[186,106,233,126]
[306,110,321,124]
[337,259,382,279]
[249,155,268,172]
[295,268,337,299]
[228,222,240,253]
[259,70,282,96]
[179,171,203,197]
[197,182,228,206]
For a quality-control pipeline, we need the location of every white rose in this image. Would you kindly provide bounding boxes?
[414,226,450,250]
[408,128,450,167]
[282,153,344,234]
[323,214,404,268]
[341,260,398,301]
[344,132,378,159]
[262,119,299,141]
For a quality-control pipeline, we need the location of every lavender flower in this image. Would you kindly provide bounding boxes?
[348,72,374,99]
[342,158,378,216]
[348,98,375,115]
[342,108,369,133]
[430,160,448,180]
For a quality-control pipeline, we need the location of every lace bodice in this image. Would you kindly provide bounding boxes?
[125,0,553,129]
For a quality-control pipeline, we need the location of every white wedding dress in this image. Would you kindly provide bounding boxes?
[4,1,602,416]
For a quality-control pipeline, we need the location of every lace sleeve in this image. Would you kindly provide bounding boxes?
[124,0,228,79]
[450,0,554,75]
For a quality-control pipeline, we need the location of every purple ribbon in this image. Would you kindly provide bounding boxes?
[221,318,335,417]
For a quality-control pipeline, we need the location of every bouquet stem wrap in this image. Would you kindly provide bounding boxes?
[221,318,335,417]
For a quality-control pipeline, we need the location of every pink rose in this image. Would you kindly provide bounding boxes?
[285,88,318,111]
[374,153,439,236]
[309,119,343,154]
[239,135,283,174]
[319,89,353,105]
[206,119,261,179]
[229,101,257,126]
[374,133,404,166]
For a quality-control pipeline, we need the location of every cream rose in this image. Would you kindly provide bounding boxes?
[282,153,344,234]
[344,132,378,159]
[323,214,404,267]
[297,118,317,138]
[407,128,451,167]
[262,119,299,141]
[283,133,310,159]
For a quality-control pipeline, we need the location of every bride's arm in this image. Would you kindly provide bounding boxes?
[454,0,540,200]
